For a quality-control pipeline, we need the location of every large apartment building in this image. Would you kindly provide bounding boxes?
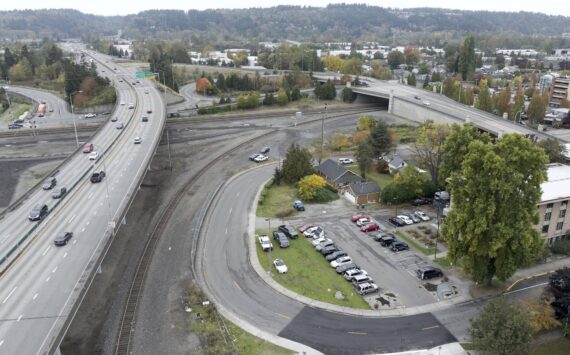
[537,163,570,245]
[550,76,570,107]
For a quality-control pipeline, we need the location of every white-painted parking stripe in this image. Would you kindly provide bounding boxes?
[52,267,57,273]
[2,287,17,304]
[0,339,4,347]
[45,276,50,283]
[33,293,38,301]
[67,215,76,224]
[73,240,77,244]
[94,211,97,216]
[81,228,86,232]
[63,253,68,259]
[17,315,22,322]
[42,246,51,256]
[87,193,94,200]
[86,221,90,226]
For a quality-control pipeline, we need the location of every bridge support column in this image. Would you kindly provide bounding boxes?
[388,90,394,114]
[54,346,62,355]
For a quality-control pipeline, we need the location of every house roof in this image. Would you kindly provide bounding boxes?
[317,159,363,185]
[348,181,380,195]
[541,163,570,202]
[388,156,406,169]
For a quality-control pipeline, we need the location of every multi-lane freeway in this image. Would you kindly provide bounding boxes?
[0,49,165,354]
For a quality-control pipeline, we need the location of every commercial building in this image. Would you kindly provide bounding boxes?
[537,163,570,245]
[550,77,570,107]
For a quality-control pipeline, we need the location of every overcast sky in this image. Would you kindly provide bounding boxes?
[1,0,569,17]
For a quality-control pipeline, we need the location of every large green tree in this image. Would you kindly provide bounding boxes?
[470,297,533,355]
[458,35,476,80]
[537,138,567,163]
[355,141,373,179]
[441,133,548,284]
[369,120,392,157]
[282,143,314,184]
[527,92,547,124]
[387,51,405,69]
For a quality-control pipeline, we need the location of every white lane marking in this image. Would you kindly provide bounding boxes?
[94,211,98,216]
[225,227,228,235]
[81,228,86,232]
[67,215,76,224]
[63,253,68,258]
[0,234,9,244]
[42,246,51,256]
[229,207,233,215]
[52,267,57,273]
[17,315,22,322]
[73,240,77,245]
[33,293,38,301]
[45,276,50,283]
[87,192,94,200]
[0,339,4,347]
[2,287,17,304]
[86,221,90,226]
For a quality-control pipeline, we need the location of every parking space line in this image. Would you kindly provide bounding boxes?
[422,325,440,331]
[32,293,38,301]
[42,246,51,256]
[67,215,76,224]
[347,331,368,335]
[2,287,17,304]
[274,312,290,319]
[17,315,22,322]
[45,276,50,283]
[233,281,241,290]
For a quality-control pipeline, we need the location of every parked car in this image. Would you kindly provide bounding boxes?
[293,200,305,211]
[388,216,406,227]
[344,269,368,282]
[336,262,358,274]
[312,237,332,247]
[54,232,73,246]
[260,146,270,154]
[42,177,57,190]
[89,151,98,160]
[391,241,409,252]
[249,153,261,161]
[356,217,371,227]
[351,213,370,223]
[8,123,23,129]
[414,95,421,100]
[29,204,48,221]
[325,250,347,262]
[299,224,315,234]
[374,233,396,246]
[416,267,443,280]
[82,143,94,153]
[278,225,298,239]
[338,157,354,164]
[254,154,268,163]
[258,235,273,251]
[423,101,431,106]
[90,171,106,183]
[273,259,288,274]
[397,215,414,225]
[304,226,324,239]
[356,282,379,295]
[128,103,134,109]
[360,223,380,232]
[407,213,421,223]
[52,187,67,199]
[330,256,352,268]
[414,211,430,221]
[321,245,341,256]
[412,197,431,206]
[351,273,373,285]
[111,116,118,122]
[315,239,335,251]
[272,231,290,248]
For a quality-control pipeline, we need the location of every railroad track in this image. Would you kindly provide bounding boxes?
[113,108,374,355]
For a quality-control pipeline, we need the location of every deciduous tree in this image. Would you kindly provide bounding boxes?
[356,115,376,131]
[355,141,373,179]
[387,51,405,69]
[413,120,448,185]
[298,174,326,201]
[538,138,567,163]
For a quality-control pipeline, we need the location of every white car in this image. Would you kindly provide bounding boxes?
[356,217,371,227]
[414,211,430,221]
[423,101,431,106]
[258,235,273,251]
[330,256,352,268]
[312,237,332,247]
[128,103,134,109]
[344,269,368,281]
[84,113,96,118]
[397,215,414,225]
[338,157,354,164]
[88,151,98,160]
[254,154,268,163]
[120,101,125,105]
[273,259,288,274]
[304,226,324,239]
[134,137,142,144]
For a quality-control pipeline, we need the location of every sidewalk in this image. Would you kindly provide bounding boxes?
[382,343,468,355]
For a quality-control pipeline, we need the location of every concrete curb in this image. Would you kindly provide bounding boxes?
[246,167,471,318]
[504,271,552,292]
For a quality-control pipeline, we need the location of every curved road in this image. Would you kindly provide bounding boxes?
[198,164,456,354]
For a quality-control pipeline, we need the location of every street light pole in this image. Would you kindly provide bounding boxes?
[69,91,82,147]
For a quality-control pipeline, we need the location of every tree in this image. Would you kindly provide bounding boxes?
[314,80,336,100]
[342,87,355,102]
[341,57,362,75]
[370,60,392,80]
[538,138,567,163]
[356,115,376,131]
[413,120,448,185]
[387,51,405,69]
[527,92,546,124]
[355,141,373,179]
[470,297,533,355]
[476,81,494,113]
[495,53,506,70]
[441,134,548,284]
[495,87,511,117]
[458,35,476,80]
[369,120,392,157]
[524,299,560,334]
[263,92,275,106]
[282,143,314,184]
[8,58,33,81]
[393,165,426,197]
[404,45,421,65]
[291,87,301,101]
[549,268,570,325]
[196,77,212,95]
[322,55,344,72]
[298,174,326,201]
[407,73,416,87]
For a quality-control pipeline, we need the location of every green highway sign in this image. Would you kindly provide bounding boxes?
[135,71,154,78]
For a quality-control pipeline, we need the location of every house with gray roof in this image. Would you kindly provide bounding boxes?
[316,159,363,188]
[345,181,381,205]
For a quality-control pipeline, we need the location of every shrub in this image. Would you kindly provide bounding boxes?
[376,159,389,174]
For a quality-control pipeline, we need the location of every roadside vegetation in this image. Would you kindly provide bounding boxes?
[255,230,370,309]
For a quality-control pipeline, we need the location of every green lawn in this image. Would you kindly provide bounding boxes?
[226,321,293,355]
[256,181,297,218]
[434,256,452,269]
[256,231,371,309]
[395,231,437,256]
[531,337,570,355]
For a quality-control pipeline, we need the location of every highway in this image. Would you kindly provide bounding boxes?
[0,48,165,354]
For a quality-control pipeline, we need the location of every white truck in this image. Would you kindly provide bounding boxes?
[258,235,273,251]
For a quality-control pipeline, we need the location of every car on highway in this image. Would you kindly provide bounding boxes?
[116,122,124,129]
[414,95,421,100]
[29,204,48,221]
[407,213,421,223]
[273,259,288,274]
[38,112,44,117]
[360,223,380,232]
[8,123,23,129]
[336,262,358,274]
[128,103,134,109]
[42,177,57,190]
[84,113,96,118]
[52,187,67,199]
[414,211,430,221]
[374,233,396,246]
[391,241,410,252]
[54,232,73,246]
[351,213,370,222]
[344,269,368,282]
[397,215,414,225]
[356,282,379,295]
[142,116,149,122]
[260,146,270,154]
[412,197,431,206]
[258,235,273,251]
[416,266,443,280]
[120,102,125,105]
[90,171,106,183]
[338,157,354,164]
[325,250,347,262]
[144,90,149,94]
[388,216,406,227]
[272,231,290,248]
[83,143,94,153]
[134,137,142,144]
[254,154,268,163]
[111,116,118,122]
[278,225,298,239]
[356,217,371,226]
[88,151,98,160]
[423,101,431,106]
[330,256,352,268]
[293,200,305,211]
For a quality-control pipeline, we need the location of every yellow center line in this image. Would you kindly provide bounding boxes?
[422,325,440,331]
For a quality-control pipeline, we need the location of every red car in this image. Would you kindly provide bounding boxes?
[82,143,94,153]
[351,213,370,223]
[298,224,315,233]
[360,223,380,232]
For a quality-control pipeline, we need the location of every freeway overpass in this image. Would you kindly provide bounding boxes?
[314,73,565,142]
[0,48,166,354]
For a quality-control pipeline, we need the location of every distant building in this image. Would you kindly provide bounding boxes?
[496,48,539,57]
[550,77,570,107]
[537,163,570,245]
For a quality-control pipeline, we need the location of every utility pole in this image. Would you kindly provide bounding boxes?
[319,104,327,164]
